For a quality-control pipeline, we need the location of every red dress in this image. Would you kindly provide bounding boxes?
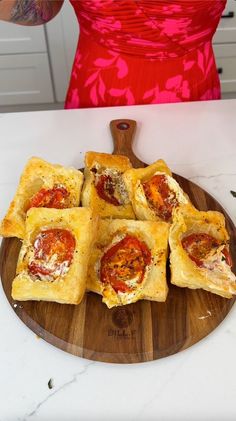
[65,0,226,109]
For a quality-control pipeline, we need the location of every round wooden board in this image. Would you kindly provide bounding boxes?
[0,119,235,363]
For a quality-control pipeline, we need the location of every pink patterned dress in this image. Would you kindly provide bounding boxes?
[65,0,226,109]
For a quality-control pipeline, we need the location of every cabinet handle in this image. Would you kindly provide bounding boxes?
[217,68,223,74]
[221,11,234,18]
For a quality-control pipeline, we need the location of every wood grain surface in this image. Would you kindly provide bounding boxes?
[0,119,235,363]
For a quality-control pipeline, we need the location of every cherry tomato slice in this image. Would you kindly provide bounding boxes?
[29,261,54,277]
[28,186,69,210]
[181,233,231,268]
[142,174,177,221]
[28,228,75,278]
[100,235,151,293]
[95,174,120,206]
[222,246,233,267]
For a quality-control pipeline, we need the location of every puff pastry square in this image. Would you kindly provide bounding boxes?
[123,159,192,222]
[81,151,135,219]
[12,207,97,304]
[0,157,84,239]
[87,218,169,308]
[169,206,236,298]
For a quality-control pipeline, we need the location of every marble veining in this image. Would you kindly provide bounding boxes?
[132,354,191,421]
[189,172,236,180]
[22,361,95,421]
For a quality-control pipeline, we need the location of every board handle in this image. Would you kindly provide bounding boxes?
[110,119,144,167]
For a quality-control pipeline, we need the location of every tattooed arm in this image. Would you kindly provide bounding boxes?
[0,0,64,25]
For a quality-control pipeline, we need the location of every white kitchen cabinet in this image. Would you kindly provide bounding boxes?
[0,21,53,105]
[0,20,47,54]
[46,0,78,103]
[0,53,54,106]
[213,44,236,93]
[213,0,236,95]
[213,0,236,43]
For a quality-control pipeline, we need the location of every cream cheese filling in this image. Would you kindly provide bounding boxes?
[92,165,129,205]
[201,245,236,285]
[27,247,70,282]
[137,171,188,214]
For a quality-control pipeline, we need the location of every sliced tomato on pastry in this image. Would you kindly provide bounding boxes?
[181,232,232,268]
[142,174,179,221]
[28,186,69,210]
[95,174,120,206]
[100,235,151,293]
[28,228,75,280]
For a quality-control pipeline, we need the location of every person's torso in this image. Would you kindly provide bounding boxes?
[70,0,226,59]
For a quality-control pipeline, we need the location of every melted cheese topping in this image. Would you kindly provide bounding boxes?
[202,245,236,285]
[27,247,70,282]
[162,173,188,205]
[180,243,235,293]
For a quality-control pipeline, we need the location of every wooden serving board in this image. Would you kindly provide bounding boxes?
[0,119,235,364]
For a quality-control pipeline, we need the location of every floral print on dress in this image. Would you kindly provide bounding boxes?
[65,0,226,109]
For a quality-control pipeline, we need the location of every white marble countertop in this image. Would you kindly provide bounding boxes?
[0,99,236,421]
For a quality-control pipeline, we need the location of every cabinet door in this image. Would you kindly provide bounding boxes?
[214,44,236,93]
[0,53,54,105]
[213,0,236,43]
[0,21,47,54]
[46,0,78,102]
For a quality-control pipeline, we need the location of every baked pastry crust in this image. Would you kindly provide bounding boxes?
[12,207,97,304]
[81,151,135,219]
[123,159,191,221]
[0,157,84,239]
[169,205,236,298]
[87,218,169,308]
